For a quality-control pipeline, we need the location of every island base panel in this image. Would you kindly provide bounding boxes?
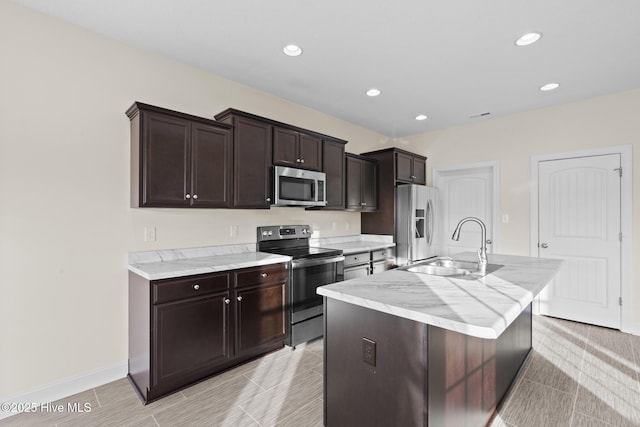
[324,298,428,426]
[324,299,532,426]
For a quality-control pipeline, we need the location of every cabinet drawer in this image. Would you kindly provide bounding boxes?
[344,252,369,267]
[153,273,230,304]
[236,263,287,288]
[371,249,389,262]
[344,264,370,280]
[371,261,388,275]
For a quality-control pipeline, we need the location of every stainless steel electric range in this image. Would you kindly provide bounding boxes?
[257,225,344,348]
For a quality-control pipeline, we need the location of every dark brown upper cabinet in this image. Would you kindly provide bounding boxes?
[273,127,322,171]
[215,108,348,209]
[345,153,377,212]
[360,147,428,235]
[321,140,347,210]
[214,110,273,209]
[127,103,233,208]
[394,150,427,185]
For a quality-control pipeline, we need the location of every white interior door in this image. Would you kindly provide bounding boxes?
[537,154,621,328]
[436,166,495,257]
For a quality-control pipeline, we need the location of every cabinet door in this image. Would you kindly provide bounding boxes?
[153,292,231,387]
[395,151,414,183]
[141,112,191,207]
[233,117,272,208]
[412,157,427,185]
[191,123,233,207]
[273,127,299,167]
[236,282,286,354]
[323,140,345,209]
[298,133,322,171]
[362,160,377,211]
[345,156,363,210]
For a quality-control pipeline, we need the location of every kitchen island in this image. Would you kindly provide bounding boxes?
[317,253,562,427]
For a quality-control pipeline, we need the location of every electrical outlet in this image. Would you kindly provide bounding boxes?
[230,225,238,237]
[332,221,337,231]
[502,214,510,223]
[144,226,156,242]
[362,337,376,367]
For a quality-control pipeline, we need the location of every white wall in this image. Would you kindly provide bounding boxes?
[404,88,640,329]
[0,1,384,399]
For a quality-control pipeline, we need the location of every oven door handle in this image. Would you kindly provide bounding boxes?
[291,255,345,269]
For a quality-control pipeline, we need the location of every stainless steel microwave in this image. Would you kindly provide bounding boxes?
[272,166,327,207]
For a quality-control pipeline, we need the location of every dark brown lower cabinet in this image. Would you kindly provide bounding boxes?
[153,293,231,388]
[128,263,288,404]
[324,298,532,427]
[236,282,286,355]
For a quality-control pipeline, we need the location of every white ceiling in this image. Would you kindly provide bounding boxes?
[12,0,640,137]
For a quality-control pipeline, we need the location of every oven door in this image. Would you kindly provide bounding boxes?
[290,255,344,323]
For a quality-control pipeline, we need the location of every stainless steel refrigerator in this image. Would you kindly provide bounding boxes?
[395,184,439,266]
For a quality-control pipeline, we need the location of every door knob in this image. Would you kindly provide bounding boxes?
[192,194,198,200]
[193,284,200,290]
[486,239,493,245]
[224,298,230,304]
[540,243,549,249]
[237,296,243,302]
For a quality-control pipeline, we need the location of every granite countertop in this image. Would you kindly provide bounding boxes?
[128,243,291,281]
[317,253,562,339]
[310,235,395,255]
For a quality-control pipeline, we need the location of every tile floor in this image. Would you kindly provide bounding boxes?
[1,315,639,426]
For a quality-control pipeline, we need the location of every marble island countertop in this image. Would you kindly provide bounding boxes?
[128,243,291,280]
[317,253,562,339]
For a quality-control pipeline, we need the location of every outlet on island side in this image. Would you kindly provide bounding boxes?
[362,337,376,367]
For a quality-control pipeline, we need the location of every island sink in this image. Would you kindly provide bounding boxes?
[403,256,503,277]
[317,253,563,427]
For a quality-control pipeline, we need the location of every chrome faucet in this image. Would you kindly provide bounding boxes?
[452,217,488,274]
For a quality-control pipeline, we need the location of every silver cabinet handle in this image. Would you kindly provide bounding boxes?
[260,272,268,278]
[193,284,200,290]
[193,194,198,200]
[266,197,271,202]
[540,243,549,248]
[411,175,416,179]
[185,194,191,199]
[296,158,301,163]
[237,296,243,302]
[224,298,230,304]
[486,239,493,245]
[300,159,305,163]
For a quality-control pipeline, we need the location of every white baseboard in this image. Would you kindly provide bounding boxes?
[0,361,127,421]
[622,320,640,336]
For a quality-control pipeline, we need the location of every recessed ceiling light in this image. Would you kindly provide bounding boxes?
[515,32,542,46]
[415,114,428,121]
[540,83,560,91]
[366,88,381,97]
[283,44,302,57]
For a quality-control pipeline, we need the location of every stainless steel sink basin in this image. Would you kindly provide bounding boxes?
[405,264,474,277]
[402,257,503,278]
[423,258,478,270]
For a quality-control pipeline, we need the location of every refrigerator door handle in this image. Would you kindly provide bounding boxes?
[426,199,433,247]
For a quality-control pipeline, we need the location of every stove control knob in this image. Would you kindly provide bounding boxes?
[268,231,273,236]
